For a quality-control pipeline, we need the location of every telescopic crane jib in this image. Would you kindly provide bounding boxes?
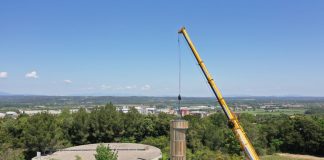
[178,27,260,160]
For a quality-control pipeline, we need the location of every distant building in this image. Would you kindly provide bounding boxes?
[0,113,5,118]
[118,105,150,114]
[283,104,304,108]
[157,108,170,114]
[180,107,190,117]
[190,111,207,118]
[134,106,144,114]
[21,110,42,115]
[21,110,62,115]
[47,110,61,115]
[69,109,80,113]
[190,105,209,110]
[32,143,162,160]
[121,108,129,113]
[145,107,156,114]
[168,109,178,115]
[238,104,253,110]
[5,111,18,118]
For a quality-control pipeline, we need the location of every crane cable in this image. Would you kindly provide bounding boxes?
[177,34,182,118]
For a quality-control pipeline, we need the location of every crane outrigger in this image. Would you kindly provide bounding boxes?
[178,27,260,160]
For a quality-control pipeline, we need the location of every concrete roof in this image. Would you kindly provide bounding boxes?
[32,143,162,160]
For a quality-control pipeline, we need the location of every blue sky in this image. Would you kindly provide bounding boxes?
[0,1,324,96]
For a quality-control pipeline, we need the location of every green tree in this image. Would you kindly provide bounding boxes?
[58,108,73,145]
[75,155,82,160]
[23,113,68,159]
[188,146,216,160]
[123,107,144,141]
[155,113,174,136]
[69,108,89,145]
[0,145,24,160]
[88,103,123,143]
[141,136,169,158]
[95,144,117,160]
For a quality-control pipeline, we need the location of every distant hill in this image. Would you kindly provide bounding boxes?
[0,92,10,95]
[0,95,214,107]
[0,95,324,109]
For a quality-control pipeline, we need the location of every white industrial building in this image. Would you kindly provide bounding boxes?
[21,110,62,115]
[5,111,18,118]
[144,107,156,114]
[118,105,156,114]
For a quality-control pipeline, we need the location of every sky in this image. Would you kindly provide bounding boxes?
[0,1,324,97]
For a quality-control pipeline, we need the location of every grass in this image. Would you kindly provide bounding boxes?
[261,155,305,160]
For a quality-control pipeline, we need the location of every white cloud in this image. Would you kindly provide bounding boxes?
[101,84,112,90]
[101,84,149,91]
[125,85,137,89]
[25,71,38,79]
[113,85,137,90]
[141,84,151,90]
[63,80,72,84]
[0,72,8,78]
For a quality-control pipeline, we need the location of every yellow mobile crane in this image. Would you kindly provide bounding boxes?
[178,27,260,160]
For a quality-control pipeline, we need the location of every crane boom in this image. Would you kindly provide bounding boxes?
[178,27,260,160]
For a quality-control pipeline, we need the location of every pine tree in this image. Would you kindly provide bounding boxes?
[94,144,117,160]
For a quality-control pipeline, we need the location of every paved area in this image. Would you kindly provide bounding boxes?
[277,153,324,160]
[32,143,162,160]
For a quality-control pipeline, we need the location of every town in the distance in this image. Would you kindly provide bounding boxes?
[1,95,322,118]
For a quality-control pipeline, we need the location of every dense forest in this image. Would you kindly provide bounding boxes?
[0,103,323,160]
